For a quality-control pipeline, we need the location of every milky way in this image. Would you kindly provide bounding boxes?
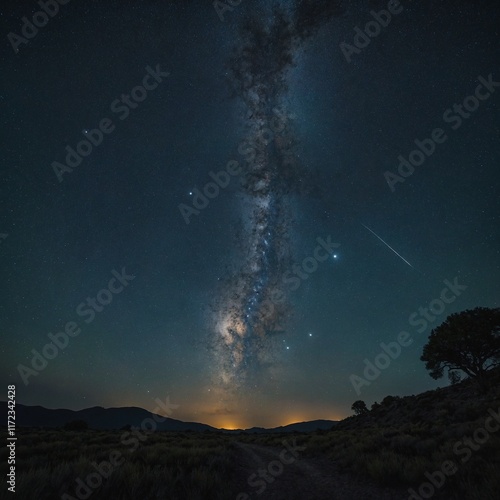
[211,0,344,390]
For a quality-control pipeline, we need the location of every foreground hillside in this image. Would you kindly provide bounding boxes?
[241,368,500,499]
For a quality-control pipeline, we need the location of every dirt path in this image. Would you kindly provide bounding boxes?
[230,441,407,500]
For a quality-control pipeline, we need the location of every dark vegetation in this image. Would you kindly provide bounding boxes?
[421,307,500,391]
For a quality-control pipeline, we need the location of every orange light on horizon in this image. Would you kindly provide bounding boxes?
[217,421,243,430]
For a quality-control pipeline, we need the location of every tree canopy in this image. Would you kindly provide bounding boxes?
[421,307,500,387]
[351,400,369,415]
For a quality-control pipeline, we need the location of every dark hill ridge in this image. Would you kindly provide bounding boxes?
[0,402,337,433]
[0,402,216,432]
[338,366,500,431]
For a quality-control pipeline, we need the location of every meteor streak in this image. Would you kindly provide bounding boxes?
[362,224,414,269]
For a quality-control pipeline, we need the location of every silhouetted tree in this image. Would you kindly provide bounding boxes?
[351,400,368,415]
[421,307,500,390]
[381,395,401,406]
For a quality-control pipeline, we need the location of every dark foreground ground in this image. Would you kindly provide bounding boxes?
[0,420,498,500]
[0,427,409,500]
[231,441,406,500]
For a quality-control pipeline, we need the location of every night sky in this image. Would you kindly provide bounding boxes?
[1,0,499,429]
